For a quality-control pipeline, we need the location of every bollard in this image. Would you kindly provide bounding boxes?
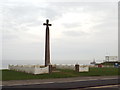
[75,64,79,72]
[49,64,52,74]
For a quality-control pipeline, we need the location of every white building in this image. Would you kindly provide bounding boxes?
[105,56,118,62]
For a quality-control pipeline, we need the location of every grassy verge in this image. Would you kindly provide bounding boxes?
[1,67,119,81]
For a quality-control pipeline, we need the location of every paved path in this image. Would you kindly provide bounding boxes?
[1,76,118,86]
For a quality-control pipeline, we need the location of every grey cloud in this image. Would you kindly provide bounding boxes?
[2,2,63,27]
[40,7,62,20]
[63,23,81,28]
[92,10,117,32]
[2,5,42,24]
[3,33,18,40]
[63,31,88,37]
[49,2,117,12]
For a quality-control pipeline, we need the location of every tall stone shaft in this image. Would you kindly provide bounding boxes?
[43,19,52,66]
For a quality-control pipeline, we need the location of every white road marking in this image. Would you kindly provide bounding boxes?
[101,78,118,80]
[87,84,119,89]
[75,79,98,82]
[75,80,90,81]
[75,78,117,82]
[5,82,55,86]
[43,82,54,84]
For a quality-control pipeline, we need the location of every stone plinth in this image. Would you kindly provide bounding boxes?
[55,64,89,72]
[8,65,49,75]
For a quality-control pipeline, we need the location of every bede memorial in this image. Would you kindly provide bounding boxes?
[9,19,89,74]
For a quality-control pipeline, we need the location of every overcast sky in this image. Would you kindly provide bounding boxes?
[1,0,118,68]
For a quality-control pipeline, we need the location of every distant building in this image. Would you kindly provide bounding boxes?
[105,56,118,62]
[102,56,119,66]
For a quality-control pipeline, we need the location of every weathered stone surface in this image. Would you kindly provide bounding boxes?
[43,19,52,66]
[9,65,49,74]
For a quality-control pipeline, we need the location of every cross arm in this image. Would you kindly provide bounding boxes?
[43,23,52,26]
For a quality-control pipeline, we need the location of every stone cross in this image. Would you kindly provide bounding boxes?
[43,19,52,66]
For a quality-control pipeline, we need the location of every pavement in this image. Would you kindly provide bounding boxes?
[1,76,118,86]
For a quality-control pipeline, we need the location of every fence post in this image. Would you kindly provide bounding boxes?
[49,64,52,74]
[75,64,79,72]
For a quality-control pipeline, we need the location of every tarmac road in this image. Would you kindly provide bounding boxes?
[2,77,119,90]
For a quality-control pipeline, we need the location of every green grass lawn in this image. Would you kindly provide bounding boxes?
[0,67,119,81]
